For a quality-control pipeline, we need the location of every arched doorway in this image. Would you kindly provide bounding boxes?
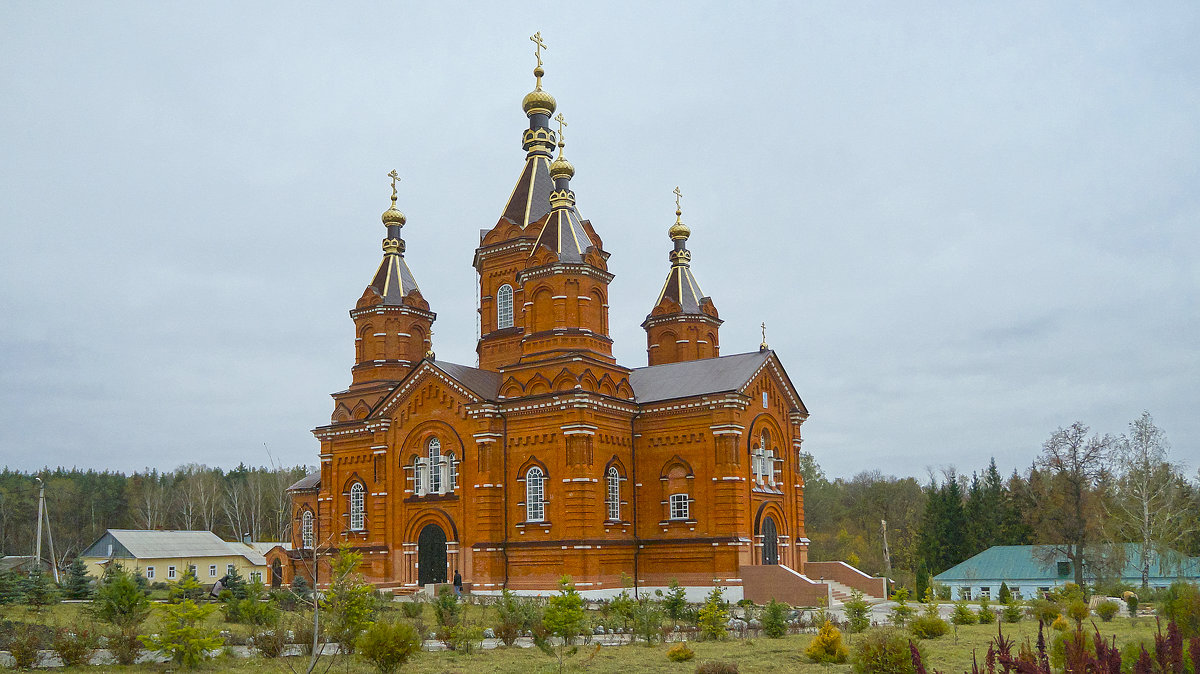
[417,524,447,586]
[762,516,779,565]
[271,559,283,589]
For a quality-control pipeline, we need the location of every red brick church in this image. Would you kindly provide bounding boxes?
[270,38,883,603]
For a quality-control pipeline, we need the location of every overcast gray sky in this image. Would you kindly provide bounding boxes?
[2,3,1197,479]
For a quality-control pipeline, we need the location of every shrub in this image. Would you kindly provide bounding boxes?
[357,619,421,674]
[109,633,144,666]
[495,589,539,647]
[667,642,696,661]
[909,601,949,639]
[223,581,280,626]
[9,622,43,669]
[850,626,919,673]
[1002,601,1023,624]
[1159,581,1200,638]
[1027,598,1061,624]
[1126,594,1139,617]
[290,613,317,656]
[951,601,976,626]
[24,568,60,606]
[51,624,100,667]
[663,579,688,628]
[250,625,287,658]
[806,620,848,664]
[761,599,788,638]
[1066,599,1090,625]
[977,597,996,624]
[321,545,378,654]
[400,596,424,620]
[1049,628,1096,670]
[168,570,205,603]
[844,590,872,633]
[631,597,665,645]
[695,662,739,674]
[1050,583,1085,604]
[889,588,915,627]
[697,587,729,641]
[140,599,223,668]
[998,582,1011,604]
[1095,599,1119,622]
[1050,614,1070,632]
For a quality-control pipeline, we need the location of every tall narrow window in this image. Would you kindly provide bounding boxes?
[301,510,314,548]
[412,455,427,494]
[497,284,514,329]
[428,438,442,494]
[349,482,365,530]
[606,466,621,520]
[669,493,690,520]
[526,466,545,522]
[446,453,457,492]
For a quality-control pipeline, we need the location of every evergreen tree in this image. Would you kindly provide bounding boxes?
[63,557,93,600]
[0,570,25,604]
[24,568,59,605]
[918,475,968,574]
[914,560,930,600]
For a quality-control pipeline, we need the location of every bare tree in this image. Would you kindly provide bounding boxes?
[1109,411,1195,588]
[1030,422,1113,588]
[128,470,168,530]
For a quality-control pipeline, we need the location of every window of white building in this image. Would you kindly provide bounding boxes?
[168,566,176,580]
[209,565,217,578]
[146,566,155,579]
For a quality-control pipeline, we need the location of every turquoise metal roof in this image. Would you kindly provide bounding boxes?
[933,544,1200,583]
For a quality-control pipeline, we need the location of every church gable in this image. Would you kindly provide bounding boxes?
[371,361,491,426]
[738,354,808,417]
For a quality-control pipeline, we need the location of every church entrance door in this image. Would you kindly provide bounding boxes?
[762,516,779,565]
[417,524,447,587]
[271,559,283,589]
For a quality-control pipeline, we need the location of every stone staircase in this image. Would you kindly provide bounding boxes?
[826,578,884,605]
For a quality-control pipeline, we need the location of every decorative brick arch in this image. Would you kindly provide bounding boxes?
[403,507,459,542]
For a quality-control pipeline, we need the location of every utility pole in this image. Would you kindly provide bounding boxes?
[33,477,60,582]
[881,519,892,577]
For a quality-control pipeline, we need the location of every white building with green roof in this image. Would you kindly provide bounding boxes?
[933,544,1200,600]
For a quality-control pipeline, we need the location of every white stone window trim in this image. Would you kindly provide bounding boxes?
[349,482,366,530]
[669,493,690,520]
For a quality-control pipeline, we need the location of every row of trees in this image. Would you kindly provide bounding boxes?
[803,412,1200,590]
[0,463,308,563]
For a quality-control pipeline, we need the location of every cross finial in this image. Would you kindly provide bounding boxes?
[673,186,683,212]
[530,31,547,68]
[387,169,400,202]
[554,112,567,141]
[760,322,769,350]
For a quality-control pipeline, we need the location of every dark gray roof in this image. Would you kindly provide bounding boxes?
[287,471,320,492]
[532,204,593,263]
[500,155,554,228]
[367,250,422,306]
[656,259,707,314]
[630,350,774,404]
[432,361,502,400]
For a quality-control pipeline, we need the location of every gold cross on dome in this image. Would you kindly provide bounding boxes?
[387,169,400,200]
[530,31,547,68]
[761,322,767,343]
[673,186,683,211]
[554,113,567,141]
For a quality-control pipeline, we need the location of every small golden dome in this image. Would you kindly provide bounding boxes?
[669,220,691,240]
[522,87,557,116]
[550,155,575,179]
[382,204,406,226]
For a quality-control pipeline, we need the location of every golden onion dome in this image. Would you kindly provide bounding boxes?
[550,155,575,179]
[669,220,691,240]
[382,204,406,226]
[522,66,557,116]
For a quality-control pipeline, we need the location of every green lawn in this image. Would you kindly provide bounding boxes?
[0,603,1167,673]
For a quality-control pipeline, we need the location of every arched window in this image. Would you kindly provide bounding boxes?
[301,510,314,548]
[428,438,442,494]
[526,466,545,522]
[349,483,365,531]
[446,452,457,493]
[497,284,514,329]
[606,466,621,521]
